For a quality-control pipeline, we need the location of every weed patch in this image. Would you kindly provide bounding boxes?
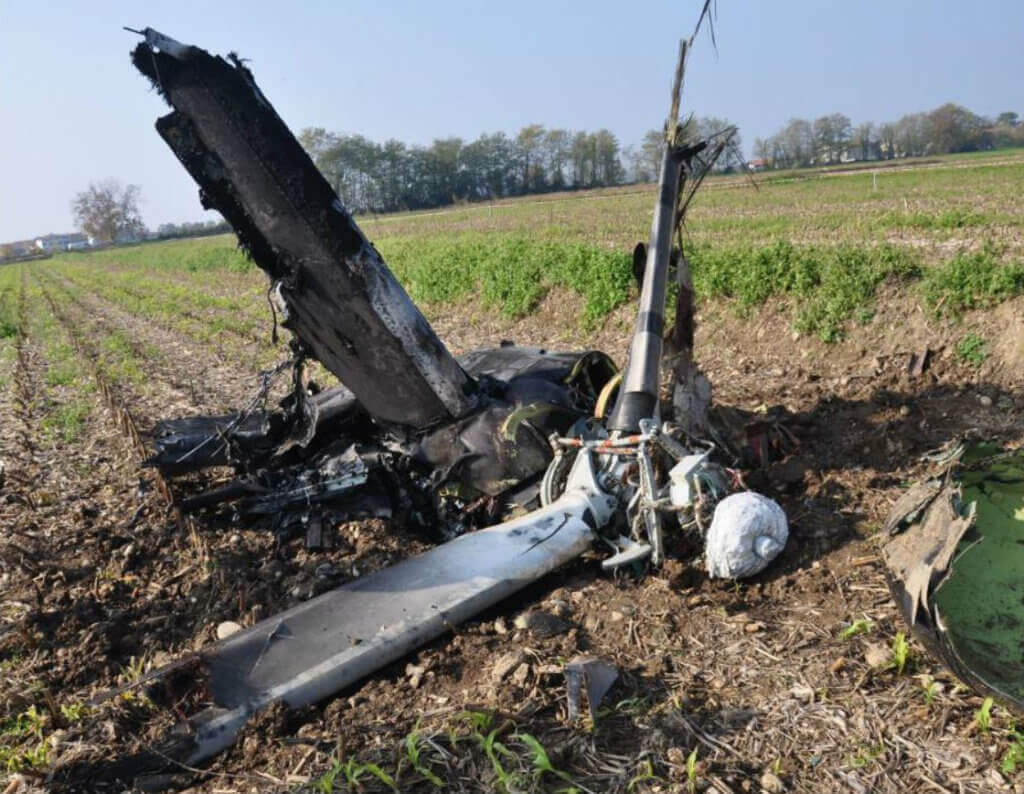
[923,244,1024,316]
[379,235,924,340]
[881,208,988,230]
[956,333,988,366]
[690,240,920,341]
[41,399,92,442]
[378,235,633,327]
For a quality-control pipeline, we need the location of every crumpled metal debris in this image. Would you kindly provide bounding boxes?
[705,491,788,578]
[884,445,1024,713]
[565,656,619,721]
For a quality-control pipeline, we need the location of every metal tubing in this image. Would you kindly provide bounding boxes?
[607,143,683,432]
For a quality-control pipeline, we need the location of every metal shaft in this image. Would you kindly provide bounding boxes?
[607,143,683,432]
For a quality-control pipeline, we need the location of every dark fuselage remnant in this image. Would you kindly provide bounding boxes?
[133,30,620,532]
[133,37,477,429]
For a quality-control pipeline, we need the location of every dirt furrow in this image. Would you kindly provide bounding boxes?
[34,273,175,500]
[64,265,270,348]
[0,265,44,569]
[11,266,38,456]
[41,267,262,416]
[98,262,270,329]
[1,272,211,702]
[56,264,284,375]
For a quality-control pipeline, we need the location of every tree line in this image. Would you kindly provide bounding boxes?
[298,117,741,215]
[155,219,231,240]
[298,126,629,213]
[752,104,1022,169]
[66,103,1020,242]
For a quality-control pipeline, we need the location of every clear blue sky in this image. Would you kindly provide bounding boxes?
[1,0,1020,241]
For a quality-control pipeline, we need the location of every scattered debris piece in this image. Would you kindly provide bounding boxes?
[885,445,1024,710]
[864,643,891,670]
[760,769,786,793]
[491,651,527,684]
[705,492,788,578]
[907,347,931,378]
[565,656,619,721]
[513,609,573,638]
[215,621,242,641]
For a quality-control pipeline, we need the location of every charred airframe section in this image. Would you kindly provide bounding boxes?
[93,17,763,785]
[133,29,625,534]
[133,30,478,430]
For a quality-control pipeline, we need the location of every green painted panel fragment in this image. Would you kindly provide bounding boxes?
[933,450,1024,703]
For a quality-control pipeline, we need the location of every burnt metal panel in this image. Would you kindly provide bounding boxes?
[132,32,477,429]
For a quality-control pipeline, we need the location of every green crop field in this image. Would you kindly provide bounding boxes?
[53,149,1024,343]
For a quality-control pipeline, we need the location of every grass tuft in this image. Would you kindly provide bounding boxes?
[922,243,1024,316]
[975,697,994,733]
[890,632,911,675]
[690,240,920,341]
[956,333,988,366]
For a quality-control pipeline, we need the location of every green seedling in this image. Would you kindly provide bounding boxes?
[891,632,910,674]
[312,757,342,793]
[627,758,661,792]
[839,618,874,640]
[515,732,573,784]
[1002,730,1024,775]
[976,697,994,733]
[686,748,699,793]
[403,729,444,788]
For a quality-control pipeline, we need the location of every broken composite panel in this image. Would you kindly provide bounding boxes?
[104,26,790,781]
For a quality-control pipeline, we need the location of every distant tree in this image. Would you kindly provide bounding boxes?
[752,137,772,165]
[515,124,546,194]
[379,139,409,209]
[776,118,814,167]
[591,129,623,186]
[570,131,591,188]
[894,112,928,157]
[991,114,1024,148]
[924,103,988,153]
[877,122,898,159]
[638,129,665,182]
[479,132,516,198]
[155,218,230,239]
[812,113,852,163]
[71,180,145,243]
[851,122,877,161]
[543,128,570,190]
[694,116,741,170]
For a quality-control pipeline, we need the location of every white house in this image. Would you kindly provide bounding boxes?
[34,233,94,251]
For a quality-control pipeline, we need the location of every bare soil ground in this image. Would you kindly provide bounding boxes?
[2,266,1023,794]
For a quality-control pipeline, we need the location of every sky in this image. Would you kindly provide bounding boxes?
[1,0,1021,241]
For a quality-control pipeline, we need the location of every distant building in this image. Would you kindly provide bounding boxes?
[34,232,94,251]
[5,240,36,257]
[747,158,769,172]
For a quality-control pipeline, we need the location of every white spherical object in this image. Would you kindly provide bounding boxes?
[705,492,788,579]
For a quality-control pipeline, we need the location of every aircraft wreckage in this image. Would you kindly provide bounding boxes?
[86,23,1022,786]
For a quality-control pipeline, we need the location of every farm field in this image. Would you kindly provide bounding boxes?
[2,150,1024,793]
